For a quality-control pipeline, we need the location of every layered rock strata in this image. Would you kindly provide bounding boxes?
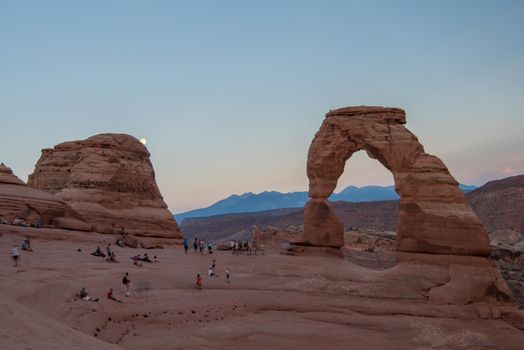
[28,134,181,239]
[304,106,490,256]
[0,163,86,228]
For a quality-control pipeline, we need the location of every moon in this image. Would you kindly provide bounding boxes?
[140,138,147,145]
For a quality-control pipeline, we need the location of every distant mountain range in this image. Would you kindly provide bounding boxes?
[174,184,477,223]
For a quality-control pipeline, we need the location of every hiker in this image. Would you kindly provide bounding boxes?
[211,259,216,269]
[91,246,105,257]
[207,242,213,255]
[199,240,205,254]
[252,240,258,256]
[120,227,127,240]
[183,237,189,254]
[153,255,159,263]
[11,245,20,267]
[208,266,218,277]
[107,288,122,302]
[193,238,198,253]
[79,287,99,302]
[196,274,202,290]
[21,238,33,252]
[106,243,112,259]
[122,273,131,296]
[234,241,240,255]
[230,240,235,254]
[142,253,152,263]
[226,267,230,284]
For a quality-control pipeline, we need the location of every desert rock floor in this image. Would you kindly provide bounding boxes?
[1,226,524,350]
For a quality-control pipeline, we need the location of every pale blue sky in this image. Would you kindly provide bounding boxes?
[1,0,523,212]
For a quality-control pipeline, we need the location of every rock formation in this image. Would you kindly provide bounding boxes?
[0,163,87,229]
[27,134,181,239]
[304,106,491,256]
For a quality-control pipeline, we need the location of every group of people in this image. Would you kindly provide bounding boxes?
[197,259,230,290]
[191,238,214,255]
[79,272,130,303]
[230,239,258,255]
[131,252,159,266]
[1,216,42,228]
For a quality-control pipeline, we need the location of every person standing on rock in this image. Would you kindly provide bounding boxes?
[106,243,112,261]
[196,274,202,290]
[11,245,20,267]
[183,237,189,254]
[122,272,131,296]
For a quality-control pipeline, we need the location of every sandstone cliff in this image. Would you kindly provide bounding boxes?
[27,134,181,239]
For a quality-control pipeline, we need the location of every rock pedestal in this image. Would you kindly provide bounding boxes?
[27,134,181,239]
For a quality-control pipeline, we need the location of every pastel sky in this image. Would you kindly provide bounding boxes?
[1,1,523,213]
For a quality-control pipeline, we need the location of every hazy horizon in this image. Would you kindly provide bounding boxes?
[1,1,523,212]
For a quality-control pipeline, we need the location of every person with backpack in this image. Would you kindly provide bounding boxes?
[122,272,131,296]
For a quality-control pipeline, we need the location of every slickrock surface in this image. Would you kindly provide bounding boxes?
[305,106,490,256]
[27,134,181,239]
[1,227,523,350]
[0,163,85,228]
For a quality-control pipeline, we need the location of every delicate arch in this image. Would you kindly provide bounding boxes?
[304,106,490,256]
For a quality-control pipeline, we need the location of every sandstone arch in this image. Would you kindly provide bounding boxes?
[304,106,491,256]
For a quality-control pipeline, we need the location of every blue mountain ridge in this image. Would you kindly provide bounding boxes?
[174,184,477,223]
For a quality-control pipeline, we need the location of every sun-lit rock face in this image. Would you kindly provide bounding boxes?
[27,133,181,239]
[304,106,491,256]
[0,163,86,227]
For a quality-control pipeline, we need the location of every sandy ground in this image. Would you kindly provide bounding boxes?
[1,226,524,350]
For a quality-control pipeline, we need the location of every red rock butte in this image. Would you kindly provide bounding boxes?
[304,106,491,256]
[27,133,181,239]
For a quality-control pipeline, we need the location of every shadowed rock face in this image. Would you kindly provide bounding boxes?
[0,163,85,227]
[305,106,491,256]
[27,134,181,239]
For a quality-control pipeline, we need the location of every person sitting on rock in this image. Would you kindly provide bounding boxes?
[21,238,33,252]
[0,217,7,224]
[116,238,125,247]
[131,255,143,267]
[141,253,152,263]
[208,266,218,277]
[91,246,105,257]
[107,288,122,303]
[153,255,159,263]
[79,287,99,302]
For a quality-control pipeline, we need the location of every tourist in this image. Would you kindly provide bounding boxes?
[153,255,159,263]
[193,238,198,253]
[107,288,122,303]
[252,240,258,256]
[234,240,240,255]
[79,287,99,302]
[122,272,131,296]
[196,274,202,290]
[226,267,230,284]
[91,246,105,257]
[0,217,7,224]
[21,238,33,252]
[131,255,143,267]
[106,243,112,259]
[199,240,205,254]
[119,227,127,240]
[212,259,216,269]
[208,266,218,277]
[142,253,152,263]
[11,245,20,267]
[183,237,189,254]
[230,240,235,254]
[207,242,213,255]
